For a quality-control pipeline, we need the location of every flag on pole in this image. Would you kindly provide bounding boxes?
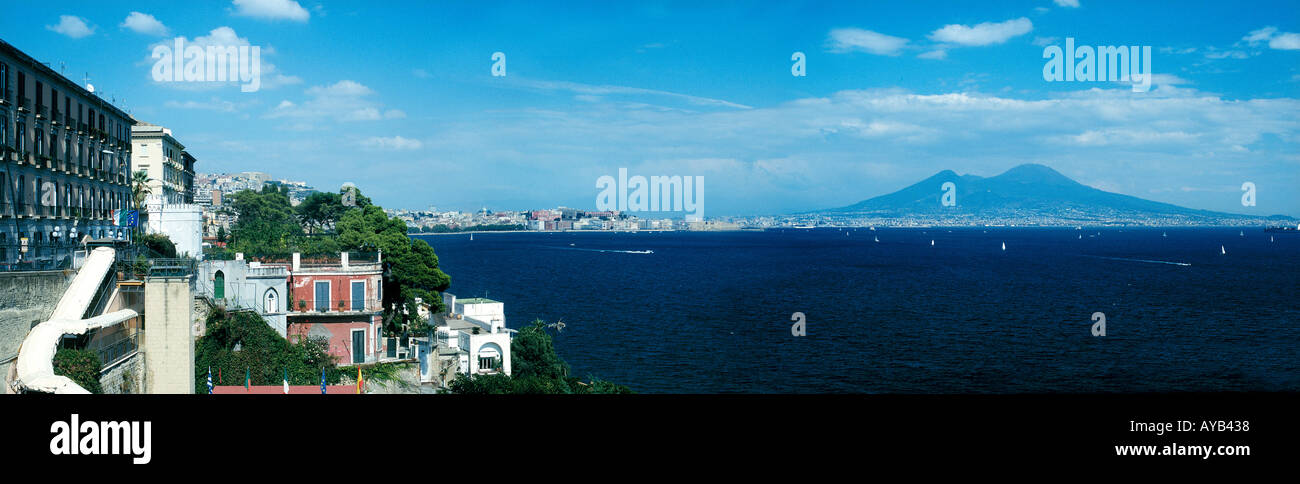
[207,366,214,394]
[282,367,289,394]
[356,366,363,394]
[320,367,327,394]
[245,368,250,392]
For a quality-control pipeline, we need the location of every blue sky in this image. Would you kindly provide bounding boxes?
[3,0,1298,216]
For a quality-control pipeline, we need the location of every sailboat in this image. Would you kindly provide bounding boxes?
[1001,242,1006,251]
[930,240,935,246]
[1162,231,1167,238]
[470,233,473,241]
[1271,236,1275,243]
[1221,245,1227,255]
[874,236,880,243]
[1240,230,1245,237]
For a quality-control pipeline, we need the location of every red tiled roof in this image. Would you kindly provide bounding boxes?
[211,385,359,394]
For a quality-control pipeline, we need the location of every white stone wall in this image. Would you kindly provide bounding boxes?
[145,200,203,260]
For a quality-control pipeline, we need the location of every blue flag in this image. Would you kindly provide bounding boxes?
[320,367,327,394]
[207,366,214,394]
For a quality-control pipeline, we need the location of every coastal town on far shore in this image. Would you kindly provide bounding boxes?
[196,171,1296,241]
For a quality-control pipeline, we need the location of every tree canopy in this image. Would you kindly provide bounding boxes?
[336,201,451,331]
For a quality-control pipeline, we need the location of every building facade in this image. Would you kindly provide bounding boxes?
[197,256,290,336]
[130,123,194,205]
[0,39,135,270]
[285,252,385,365]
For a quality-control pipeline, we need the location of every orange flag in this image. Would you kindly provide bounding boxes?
[356,366,363,394]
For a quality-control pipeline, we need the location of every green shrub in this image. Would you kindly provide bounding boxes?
[53,348,103,394]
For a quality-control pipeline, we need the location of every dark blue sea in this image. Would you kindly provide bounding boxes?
[414,227,1299,393]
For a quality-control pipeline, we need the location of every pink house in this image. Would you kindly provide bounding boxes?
[283,252,386,365]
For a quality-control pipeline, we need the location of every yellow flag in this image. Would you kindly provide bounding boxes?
[356,366,362,394]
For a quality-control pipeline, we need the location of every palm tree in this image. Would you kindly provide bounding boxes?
[130,170,154,238]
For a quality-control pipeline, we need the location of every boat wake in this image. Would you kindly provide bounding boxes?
[1080,254,1191,266]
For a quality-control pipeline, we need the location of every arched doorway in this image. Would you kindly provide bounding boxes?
[214,270,225,299]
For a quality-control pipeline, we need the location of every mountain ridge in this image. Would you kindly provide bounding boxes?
[815,163,1291,225]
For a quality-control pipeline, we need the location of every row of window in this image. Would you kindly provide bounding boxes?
[1,110,128,182]
[0,171,129,216]
[0,61,128,140]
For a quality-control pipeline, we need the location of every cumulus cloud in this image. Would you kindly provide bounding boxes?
[148,26,302,91]
[928,17,1033,46]
[121,12,169,36]
[231,0,310,22]
[46,15,95,39]
[826,28,910,56]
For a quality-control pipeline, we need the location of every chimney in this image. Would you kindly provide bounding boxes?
[292,252,300,271]
[341,251,349,269]
[235,252,243,261]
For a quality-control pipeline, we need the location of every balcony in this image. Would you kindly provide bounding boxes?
[35,105,46,120]
[292,298,382,315]
[51,110,61,125]
[78,123,87,135]
[18,97,31,112]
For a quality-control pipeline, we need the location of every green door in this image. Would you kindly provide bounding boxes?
[214,271,225,299]
[352,330,365,364]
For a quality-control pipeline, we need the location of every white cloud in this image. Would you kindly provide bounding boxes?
[826,28,910,56]
[1270,33,1300,50]
[1242,26,1300,50]
[918,49,947,60]
[929,17,1033,46]
[1053,0,1080,8]
[121,12,169,36]
[268,80,401,122]
[362,136,423,151]
[1032,36,1059,47]
[147,27,301,90]
[163,97,253,113]
[1243,27,1278,44]
[46,15,95,39]
[231,0,310,22]
[515,79,751,109]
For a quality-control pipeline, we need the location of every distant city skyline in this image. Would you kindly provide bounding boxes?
[3,1,1297,217]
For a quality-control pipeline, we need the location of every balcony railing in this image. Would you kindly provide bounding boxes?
[35,105,46,119]
[18,96,30,112]
[292,298,382,314]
